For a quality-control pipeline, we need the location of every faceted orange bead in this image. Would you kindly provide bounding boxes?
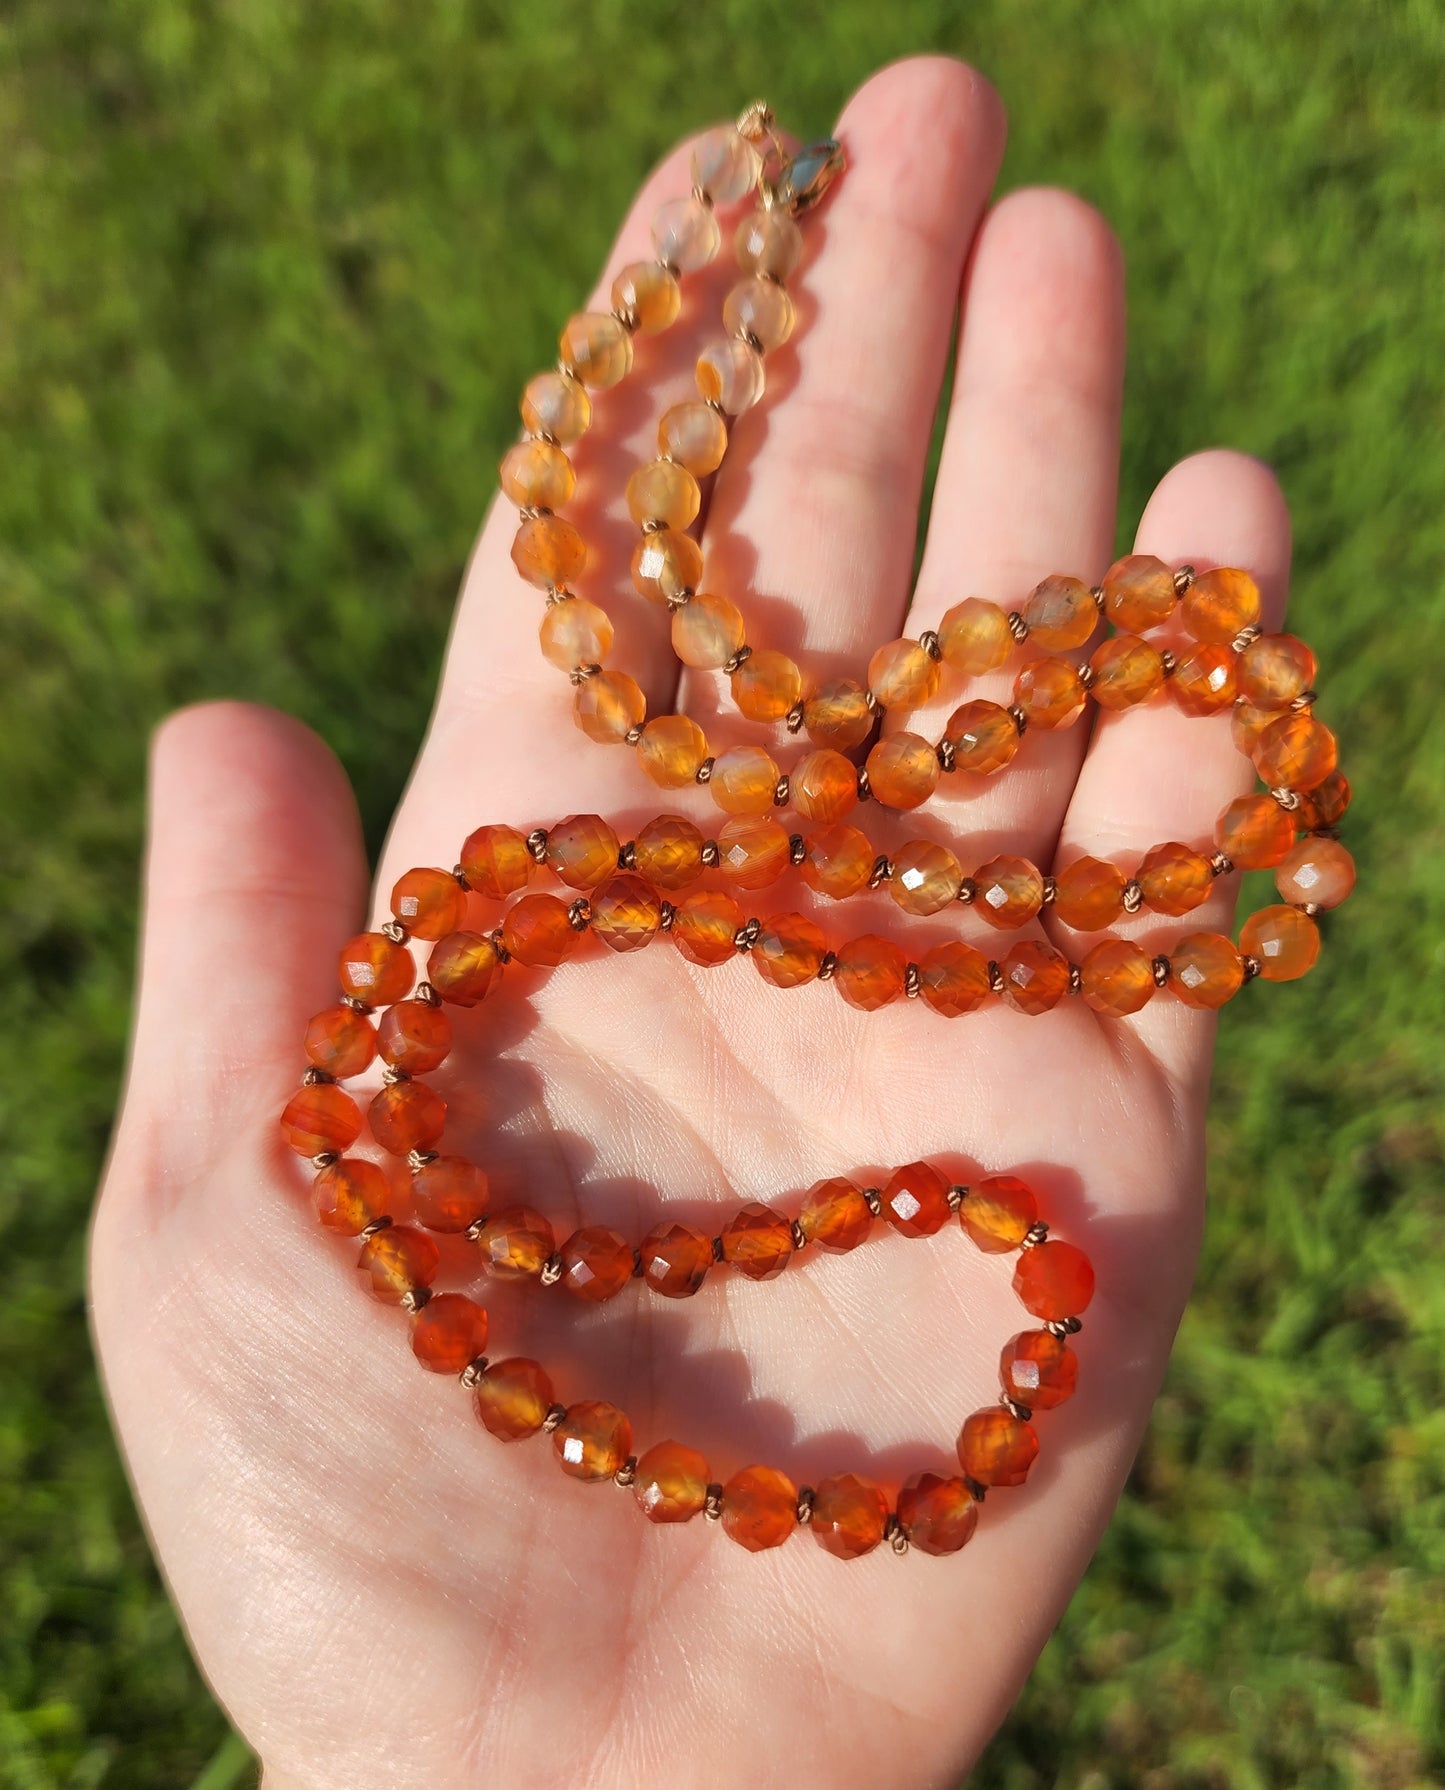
[890,839,962,914]
[1014,656,1086,729]
[804,678,874,750]
[1171,641,1238,717]
[411,1155,488,1232]
[1295,768,1351,830]
[731,649,802,723]
[897,1472,978,1555]
[559,1226,634,1302]
[554,1401,632,1481]
[882,1160,951,1237]
[944,700,1020,776]
[633,1440,710,1522]
[710,745,780,815]
[427,931,502,1007]
[720,1202,793,1280]
[1022,574,1099,650]
[312,1158,390,1235]
[1053,856,1126,930]
[1168,932,1244,1009]
[559,311,632,388]
[631,528,703,605]
[1137,842,1213,916]
[511,513,586,589]
[973,855,1044,929]
[716,815,789,890]
[502,893,579,967]
[476,1206,554,1280]
[832,934,907,1010]
[611,260,681,333]
[338,932,414,1008]
[811,1473,888,1561]
[1276,836,1355,909]
[1182,565,1261,644]
[672,591,745,669]
[1089,634,1165,709]
[1102,553,1177,632]
[632,814,704,890]
[500,438,575,510]
[802,823,874,900]
[639,1221,712,1298]
[540,597,613,674]
[411,1293,489,1374]
[304,1004,376,1080]
[866,732,940,809]
[672,890,744,966]
[638,714,709,789]
[474,1357,553,1440]
[1253,713,1338,792]
[575,670,646,743]
[1013,1239,1095,1320]
[520,370,590,443]
[1080,939,1155,1017]
[721,1464,797,1551]
[1217,794,1296,870]
[752,912,826,989]
[1000,1329,1078,1410]
[590,874,662,953]
[1239,632,1317,707]
[735,207,804,280]
[791,749,858,823]
[799,1177,873,1252]
[868,638,940,710]
[1232,701,1277,756]
[723,275,795,350]
[376,999,452,1074]
[961,1175,1037,1253]
[958,1407,1038,1487]
[627,458,700,529]
[1000,940,1070,1014]
[918,941,991,1016]
[369,1081,446,1157]
[281,1082,363,1156]
[357,1225,439,1304]
[659,401,728,475]
[546,814,620,889]
[1241,904,1320,981]
[390,867,466,941]
[937,597,1012,675]
[696,336,765,412]
[460,824,533,901]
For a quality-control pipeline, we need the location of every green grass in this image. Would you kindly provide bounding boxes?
[2,1,1442,1785]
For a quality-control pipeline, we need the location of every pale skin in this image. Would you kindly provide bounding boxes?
[91,56,1295,1790]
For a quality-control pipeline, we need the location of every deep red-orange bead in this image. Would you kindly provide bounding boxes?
[338,932,414,1008]
[390,867,467,941]
[460,824,534,900]
[554,1401,632,1481]
[1217,794,1296,870]
[944,700,1020,776]
[560,1226,634,1301]
[896,1472,978,1555]
[865,732,940,809]
[1000,940,1070,1014]
[639,1221,712,1298]
[721,1202,793,1279]
[917,941,991,1016]
[973,856,1044,929]
[1253,713,1338,792]
[798,1177,873,1252]
[411,1155,488,1232]
[633,1441,710,1523]
[632,815,705,891]
[476,1206,555,1280]
[752,912,826,989]
[427,931,501,1007]
[1295,768,1351,830]
[1240,904,1320,982]
[1080,938,1155,1017]
[717,815,790,890]
[810,1473,888,1560]
[721,1465,797,1551]
[792,749,859,823]
[1013,656,1086,729]
[312,1157,390,1235]
[832,934,907,1010]
[1137,842,1213,916]
[502,893,580,967]
[411,1293,489,1373]
[1171,643,1238,716]
[376,999,452,1074]
[474,1357,553,1440]
[1013,1239,1095,1320]
[961,1175,1037,1253]
[1053,856,1126,930]
[546,814,621,889]
[958,1408,1039,1487]
[357,1225,439,1304]
[304,1004,377,1080]
[590,874,662,953]
[882,1160,951,1237]
[369,1080,446,1157]
[801,823,875,900]
[281,1082,363,1156]
[1000,1329,1079,1410]
[1169,932,1244,1009]
[672,890,745,966]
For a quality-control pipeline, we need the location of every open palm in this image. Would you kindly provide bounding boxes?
[92,57,1294,1790]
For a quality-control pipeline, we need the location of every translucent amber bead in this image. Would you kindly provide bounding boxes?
[511,513,586,589]
[460,824,533,901]
[716,815,789,888]
[735,208,803,280]
[1241,904,1320,981]
[1053,856,1126,930]
[1296,769,1350,829]
[938,597,1011,675]
[1169,932,1244,1008]
[474,1357,552,1440]
[1089,634,1164,709]
[547,814,620,889]
[539,596,614,674]
[304,1004,376,1080]
[633,814,705,891]
[412,1155,488,1232]
[637,714,709,789]
[693,126,760,202]
[1080,939,1154,1017]
[1137,843,1212,916]
[357,1225,439,1304]
[832,934,907,1010]
[882,1160,951,1237]
[710,744,779,815]
[390,867,466,942]
[945,700,1020,775]
[799,1177,873,1252]
[721,1464,797,1551]
[1239,632,1317,707]
[918,941,991,1016]
[1000,1330,1078,1410]
[731,649,801,723]
[281,1082,362,1156]
[1218,794,1296,869]
[1000,940,1070,1014]
[633,1440,709,1522]
[1182,565,1261,644]
[652,194,721,270]
[427,930,501,1007]
[369,1081,446,1157]
[520,370,590,443]
[1022,574,1098,650]
[632,529,703,605]
[377,999,452,1074]
[792,749,858,823]
[803,678,874,751]
[961,1175,1037,1253]
[610,259,681,333]
[312,1158,389,1234]
[1253,713,1338,792]
[868,638,940,710]
[476,1206,554,1280]
[897,1472,977,1555]
[724,276,795,351]
[590,874,662,952]
[958,1408,1038,1487]
[696,337,765,412]
[559,311,632,389]
[627,459,700,529]
[659,402,728,475]
[811,1473,888,1561]
[554,1401,632,1481]
[500,438,575,510]
[866,732,940,809]
[501,893,579,967]
[672,890,744,966]
[1171,643,1237,716]
[1014,656,1086,729]
[973,855,1044,929]
[1276,836,1355,909]
[672,591,744,669]
[575,670,646,743]
[721,1202,793,1279]
[411,1294,489,1374]
[338,932,414,1007]
[1013,1239,1095,1320]
[639,1221,711,1298]
[890,839,962,914]
[802,823,874,900]
[1232,701,1277,756]
[1102,553,1176,632]
[560,1226,633,1302]
[752,912,826,988]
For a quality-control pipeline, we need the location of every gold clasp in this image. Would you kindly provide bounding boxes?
[765,139,846,215]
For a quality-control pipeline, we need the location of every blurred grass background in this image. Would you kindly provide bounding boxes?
[1,0,1442,1785]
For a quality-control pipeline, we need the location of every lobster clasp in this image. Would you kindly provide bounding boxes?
[765,138,846,214]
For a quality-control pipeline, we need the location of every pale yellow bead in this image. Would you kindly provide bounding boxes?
[559,312,633,389]
[626,459,701,530]
[652,196,721,272]
[520,371,591,443]
[735,209,803,281]
[696,337,765,412]
[672,591,744,668]
[691,127,761,203]
[723,277,795,352]
[539,598,613,672]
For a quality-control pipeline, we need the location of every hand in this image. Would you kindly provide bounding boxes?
[92,56,1292,1790]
